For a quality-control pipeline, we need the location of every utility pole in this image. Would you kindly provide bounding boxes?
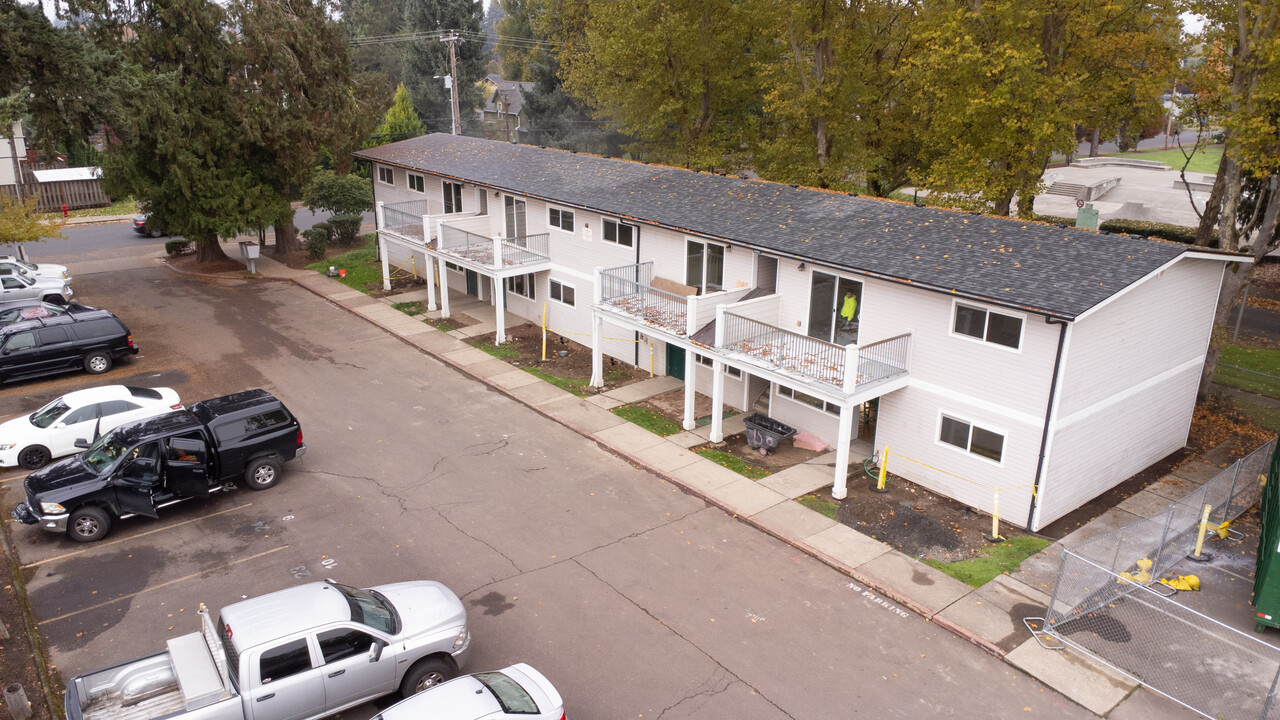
[441,33,461,135]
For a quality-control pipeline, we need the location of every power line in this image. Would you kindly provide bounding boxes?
[348,28,558,50]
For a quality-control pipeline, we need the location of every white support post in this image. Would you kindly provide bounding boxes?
[494,274,507,345]
[375,201,385,230]
[424,252,438,311]
[379,234,391,291]
[493,235,504,273]
[842,343,859,393]
[422,213,432,246]
[590,314,604,388]
[686,294,699,337]
[710,359,726,443]
[439,257,452,318]
[682,348,698,431]
[832,403,855,499]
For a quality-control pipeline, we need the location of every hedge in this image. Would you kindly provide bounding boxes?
[1098,219,1197,244]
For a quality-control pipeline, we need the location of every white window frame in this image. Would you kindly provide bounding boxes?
[443,181,463,214]
[548,206,575,234]
[694,353,741,378]
[602,217,636,247]
[776,384,839,416]
[686,239,726,294]
[935,411,1006,466]
[505,273,535,300]
[550,279,576,307]
[444,261,463,272]
[949,299,1024,352]
[377,166,394,186]
[407,173,425,194]
[476,188,488,216]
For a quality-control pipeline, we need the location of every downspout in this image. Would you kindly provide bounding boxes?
[634,226,642,367]
[1027,317,1070,530]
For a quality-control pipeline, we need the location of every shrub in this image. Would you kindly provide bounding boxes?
[1098,219,1197,244]
[303,222,331,259]
[165,239,192,255]
[329,213,363,246]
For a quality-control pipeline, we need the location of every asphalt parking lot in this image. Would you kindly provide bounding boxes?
[0,248,1097,719]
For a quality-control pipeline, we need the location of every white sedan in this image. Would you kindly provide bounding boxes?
[376,664,564,720]
[0,255,70,282]
[0,386,182,469]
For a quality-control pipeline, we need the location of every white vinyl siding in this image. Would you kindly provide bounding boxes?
[1038,258,1224,529]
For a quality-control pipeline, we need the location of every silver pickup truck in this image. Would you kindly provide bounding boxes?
[65,580,472,720]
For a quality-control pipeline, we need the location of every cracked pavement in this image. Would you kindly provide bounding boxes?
[0,244,1101,719]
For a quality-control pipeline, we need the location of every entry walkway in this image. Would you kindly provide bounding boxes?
[211,250,1202,719]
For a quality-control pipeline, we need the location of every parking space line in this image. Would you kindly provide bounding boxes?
[21,503,255,569]
[38,545,290,626]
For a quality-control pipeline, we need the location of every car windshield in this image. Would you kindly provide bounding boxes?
[29,399,70,429]
[333,583,399,634]
[474,672,539,714]
[81,431,131,474]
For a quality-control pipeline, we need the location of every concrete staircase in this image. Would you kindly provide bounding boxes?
[1045,182,1085,198]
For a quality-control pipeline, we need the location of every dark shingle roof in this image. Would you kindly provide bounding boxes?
[482,81,533,116]
[357,134,1204,319]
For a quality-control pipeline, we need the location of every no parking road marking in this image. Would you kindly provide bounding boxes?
[847,582,911,619]
[38,545,290,625]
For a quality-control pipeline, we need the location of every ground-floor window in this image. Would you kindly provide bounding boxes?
[505,274,535,300]
[445,261,463,272]
[777,385,839,416]
[694,353,741,378]
[938,413,1004,463]
[550,279,576,306]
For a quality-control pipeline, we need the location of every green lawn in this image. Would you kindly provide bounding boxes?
[523,367,591,397]
[306,238,380,291]
[36,196,138,221]
[1215,344,1280,399]
[392,301,425,316]
[696,447,770,479]
[922,535,1053,587]
[1233,397,1280,434]
[473,341,520,360]
[611,405,682,436]
[1107,146,1223,175]
[797,492,838,519]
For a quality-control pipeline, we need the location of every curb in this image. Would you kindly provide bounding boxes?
[163,260,293,283]
[275,271,1011,663]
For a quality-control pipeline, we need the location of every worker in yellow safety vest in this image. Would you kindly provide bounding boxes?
[840,291,858,322]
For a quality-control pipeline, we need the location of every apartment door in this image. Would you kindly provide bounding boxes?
[465,269,479,297]
[666,344,685,380]
[808,271,862,346]
[755,254,778,294]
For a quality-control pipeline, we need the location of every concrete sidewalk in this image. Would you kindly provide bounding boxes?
[205,251,1203,718]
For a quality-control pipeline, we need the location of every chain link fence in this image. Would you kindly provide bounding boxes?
[1032,438,1280,720]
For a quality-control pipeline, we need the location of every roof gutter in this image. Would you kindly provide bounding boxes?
[354,156,1081,323]
[1027,316,1070,531]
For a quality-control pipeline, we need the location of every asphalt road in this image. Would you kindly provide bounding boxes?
[0,244,1097,719]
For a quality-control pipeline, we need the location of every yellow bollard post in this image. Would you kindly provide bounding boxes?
[985,490,1003,542]
[541,303,548,362]
[871,446,890,493]
[649,343,654,377]
[1190,504,1214,562]
[412,256,418,280]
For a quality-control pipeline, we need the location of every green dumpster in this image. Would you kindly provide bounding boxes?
[1253,439,1280,632]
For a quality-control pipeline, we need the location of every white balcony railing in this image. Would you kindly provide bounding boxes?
[598,261,689,336]
[436,223,550,270]
[381,200,430,243]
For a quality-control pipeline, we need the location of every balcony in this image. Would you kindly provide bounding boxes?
[598,262,689,336]
[436,224,551,271]
[718,310,911,395]
[380,200,430,243]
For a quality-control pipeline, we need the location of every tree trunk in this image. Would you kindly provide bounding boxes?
[1195,160,1227,246]
[274,212,299,255]
[1218,155,1243,250]
[1197,177,1280,399]
[1089,128,1100,157]
[195,236,228,263]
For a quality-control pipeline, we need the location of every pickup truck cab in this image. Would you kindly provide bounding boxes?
[65,580,472,720]
[12,389,304,542]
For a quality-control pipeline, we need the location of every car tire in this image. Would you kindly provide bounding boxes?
[68,506,111,543]
[149,229,163,238]
[244,457,282,490]
[399,658,455,698]
[17,445,51,470]
[84,351,112,374]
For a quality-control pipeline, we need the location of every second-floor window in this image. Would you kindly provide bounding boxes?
[939,414,1004,463]
[443,182,463,213]
[505,196,527,238]
[377,166,394,185]
[603,218,636,247]
[407,173,424,193]
[549,207,575,232]
[686,240,724,294]
[953,302,1022,350]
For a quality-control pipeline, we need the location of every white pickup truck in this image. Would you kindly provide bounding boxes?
[65,580,472,720]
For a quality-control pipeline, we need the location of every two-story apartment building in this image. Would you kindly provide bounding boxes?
[354,134,1240,531]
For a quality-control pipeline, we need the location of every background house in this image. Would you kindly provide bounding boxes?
[477,78,533,142]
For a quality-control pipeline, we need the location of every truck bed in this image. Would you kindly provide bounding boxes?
[81,684,186,720]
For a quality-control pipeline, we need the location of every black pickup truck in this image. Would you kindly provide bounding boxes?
[12,389,305,542]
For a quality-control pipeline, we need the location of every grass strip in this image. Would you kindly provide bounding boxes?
[37,196,139,221]
[1216,344,1280,399]
[523,367,591,397]
[696,447,770,479]
[473,341,520,360]
[797,492,838,519]
[306,238,380,291]
[611,405,681,436]
[922,535,1052,587]
[392,301,425,316]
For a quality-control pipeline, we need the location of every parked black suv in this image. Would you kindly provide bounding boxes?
[0,312,138,383]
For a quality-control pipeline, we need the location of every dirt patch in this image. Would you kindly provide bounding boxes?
[167,252,251,275]
[463,324,651,391]
[0,530,56,720]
